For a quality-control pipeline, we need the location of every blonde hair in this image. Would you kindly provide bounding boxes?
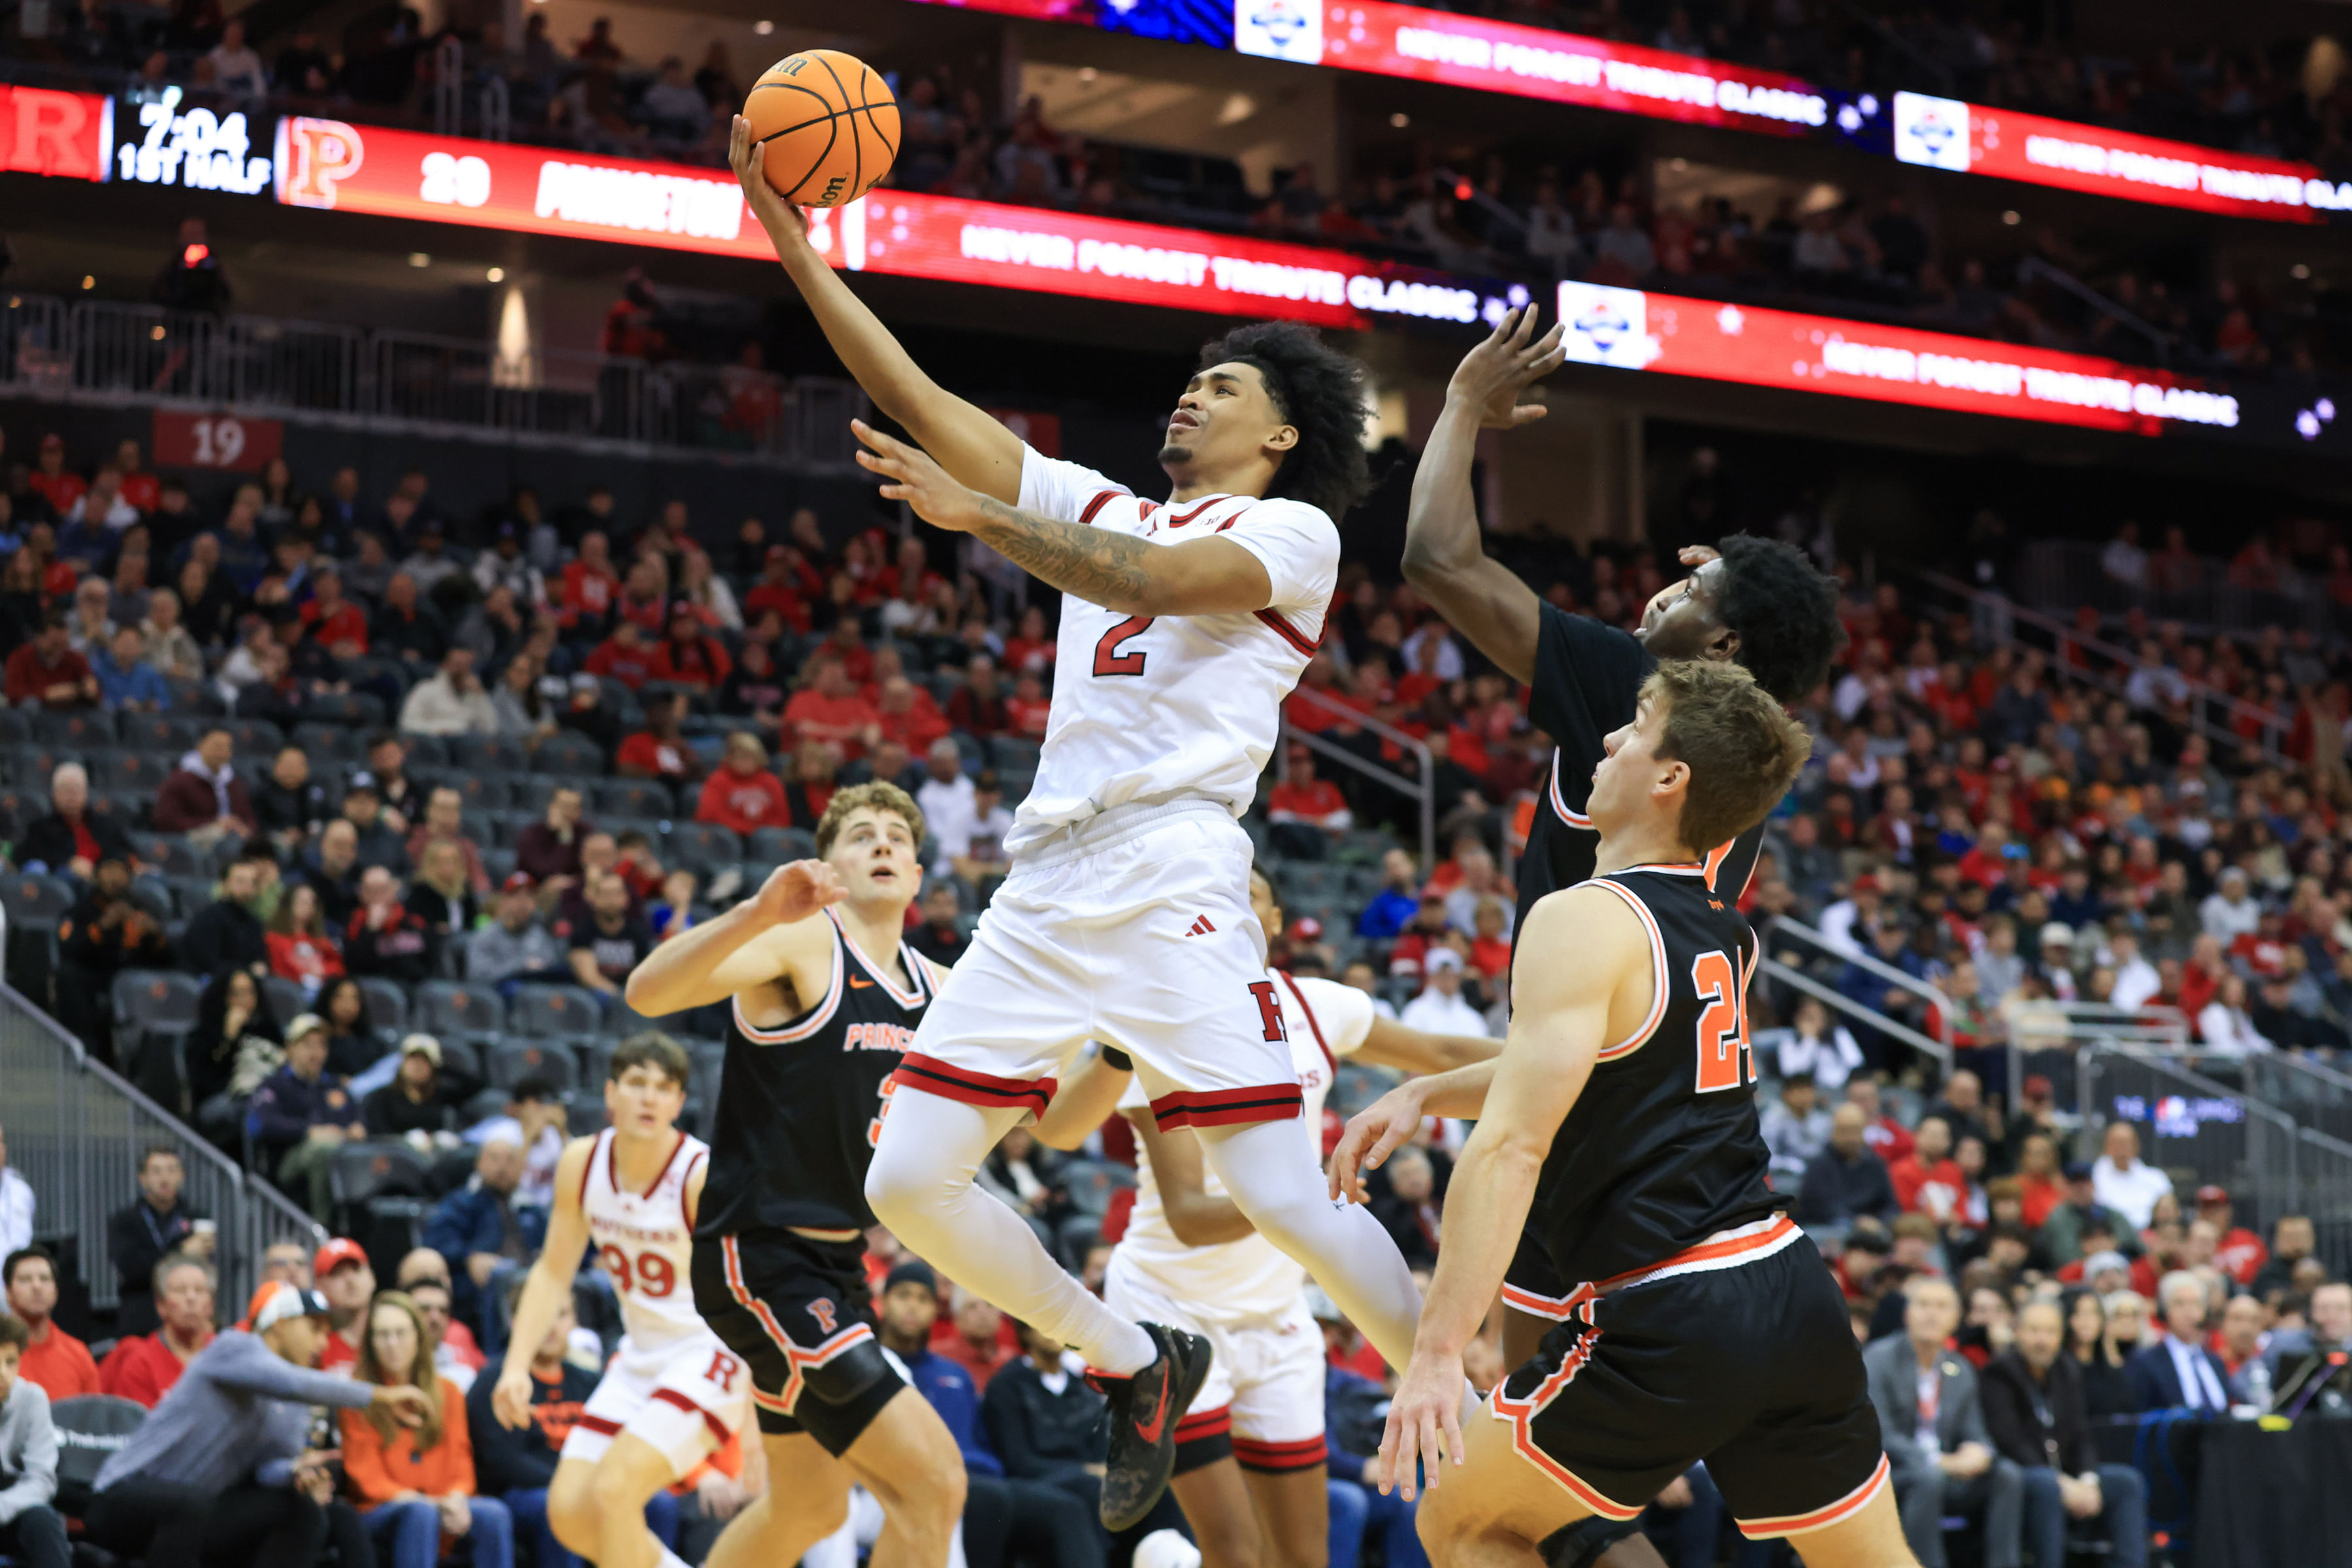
[814,781,924,857]
[355,1290,445,1447]
[1642,662,1814,853]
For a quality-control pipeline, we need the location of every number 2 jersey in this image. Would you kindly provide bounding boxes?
[1518,604,1765,956]
[578,1126,713,1354]
[1009,448,1339,856]
[1529,864,1782,1289]
[694,907,938,1239]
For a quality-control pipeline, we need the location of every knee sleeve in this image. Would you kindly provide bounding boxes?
[804,1337,895,1407]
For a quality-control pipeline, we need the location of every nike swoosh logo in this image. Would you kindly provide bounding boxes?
[849,977,875,989]
[1133,1382,1169,1445]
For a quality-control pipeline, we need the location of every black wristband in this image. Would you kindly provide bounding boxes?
[1099,1047,1133,1071]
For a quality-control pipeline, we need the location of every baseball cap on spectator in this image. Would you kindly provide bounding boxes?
[1291,916,1323,941]
[884,1260,938,1298]
[2082,1250,2130,1280]
[1428,949,1463,972]
[315,1237,369,1277]
[2196,1184,2230,1207]
[570,673,600,694]
[2039,922,2074,949]
[346,772,378,793]
[286,1013,325,1045]
[2022,1075,2053,1101]
[1851,874,1879,894]
[2063,1161,2096,1184]
[501,871,535,893]
[245,1281,331,1333]
[399,1034,442,1067]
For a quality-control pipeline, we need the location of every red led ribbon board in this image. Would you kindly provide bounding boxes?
[1892,92,2337,224]
[1557,282,2242,438]
[268,118,1506,329]
[1301,1,1827,135]
[0,86,111,181]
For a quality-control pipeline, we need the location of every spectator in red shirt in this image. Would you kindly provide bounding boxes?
[1888,1114,1967,1222]
[114,438,161,514]
[99,1253,216,1407]
[783,740,839,829]
[930,1284,1015,1393]
[647,600,731,693]
[613,556,668,636]
[817,617,875,685]
[1006,673,1052,738]
[6,1247,99,1400]
[2195,1186,2268,1286]
[4,613,98,710]
[2014,1132,2065,1230]
[558,531,620,630]
[695,734,790,835]
[616,692,706,783]
[1846,1077,1914,1165]
[298,564,369,655]
[875,675,948,757]
[24,434,84,517]
[742,546,811,632]
[784,655,883,760]
[1467,898,1512,981]
[584,621,655,690]
[947,655,1010,738]
[1266,747,1352,858]
[1002,606,1055,676]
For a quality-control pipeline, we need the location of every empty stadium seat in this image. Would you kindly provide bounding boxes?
[1,874,73,924]
[111,970,203,1036]
[417,980,506,1037]
[489,1039,580,1093]
[31,709,116,748]
[355,977,409,1036]
[598,780,676,821]
[51,1395,148,1514]
[747,826,817,862]
[131,834,204,878]
[534,732,604,775]
[261,974,308,1024]
[988,736,1043,772]
[453,735,529,774]
[512,985,602,1039]
[292,723,364,762]
[225,718,285,754]
[668,823,742,873]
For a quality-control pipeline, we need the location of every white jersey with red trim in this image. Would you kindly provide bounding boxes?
[580,1127,714,1354]
[1110,973,1373,1323]
[1006,447,1340,855]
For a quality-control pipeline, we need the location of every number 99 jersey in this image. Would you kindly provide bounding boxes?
[580,1126,711,1354]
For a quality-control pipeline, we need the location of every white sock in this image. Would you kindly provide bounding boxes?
[660,1550,694,1568]
[1196,1117,1424,1370]
[866,1086,1158,1374]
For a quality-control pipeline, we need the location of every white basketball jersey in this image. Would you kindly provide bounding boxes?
[1005,447,1341,855]
[579,1128,711,1353]
[1113,973,1374,1322]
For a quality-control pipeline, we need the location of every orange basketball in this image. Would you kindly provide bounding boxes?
[744,50,900,208]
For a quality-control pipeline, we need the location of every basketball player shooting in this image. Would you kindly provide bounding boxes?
[1335,663,1914,1568]
[728,116,1431,1533]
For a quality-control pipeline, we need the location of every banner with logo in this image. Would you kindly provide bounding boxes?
[0,85,111,182]
[1558,280,2257,438]
[1893,92,2342,223]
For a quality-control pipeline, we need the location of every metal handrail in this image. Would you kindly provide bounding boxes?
[1757,956,1953,1069]
[1764,914,1957,1029]
[1279,683,1436,870]
[2044,1001,2192,1046]
[1911,568,2290,763]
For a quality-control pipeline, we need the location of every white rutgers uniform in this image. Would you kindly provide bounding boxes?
[896,448,1341,1131]
[561,1129,749,1475]
[1103,973,1373,1470]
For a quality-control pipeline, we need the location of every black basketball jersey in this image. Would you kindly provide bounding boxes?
[696,907,936,1239]
[1516,603,1765,964]
[1531,864,1783,1288]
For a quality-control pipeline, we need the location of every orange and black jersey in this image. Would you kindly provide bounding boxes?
[697,908,936,1239]
[1524,864,1782,1292]
[1516,603,1763,971]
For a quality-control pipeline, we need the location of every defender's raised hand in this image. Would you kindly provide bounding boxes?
[1447,305,1568,431]
[754,859,846,927]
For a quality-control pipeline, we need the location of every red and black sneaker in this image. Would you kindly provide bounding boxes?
[1086,1321,1213,1531]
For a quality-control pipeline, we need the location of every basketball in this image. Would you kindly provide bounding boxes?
[743,49,900,208]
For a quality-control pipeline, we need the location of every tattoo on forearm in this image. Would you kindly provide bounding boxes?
[971,495,1152,608]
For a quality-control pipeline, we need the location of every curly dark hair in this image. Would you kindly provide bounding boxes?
[1195,322,1373,521]
[1712,533,1844,704]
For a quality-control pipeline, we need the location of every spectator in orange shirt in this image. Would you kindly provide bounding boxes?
[557,532,619,631]
[783,656,882,760]
[99,1254,216,1407]
[876,675,949,757]
[1005,673,1052,738]
[4,1249,97,1401]
[615,693,706,783]
[647,602,730,694]
[1266,746,1352,858]
[340,1292,514,1568]
[694,734,790,835]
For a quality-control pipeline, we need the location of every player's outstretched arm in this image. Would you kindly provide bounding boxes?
[492,1135,595,1428]
[1128,1112,1255,1246]
[853,421,1277,617]
[1031,1047,1132,1152]
[729,116,1022,503]
[1377,885,1637,1499]
[1355,1017,1502,1077]
[1400,306,1565,685]
[1327,1059,1501,1205]
[623,860,842,1016]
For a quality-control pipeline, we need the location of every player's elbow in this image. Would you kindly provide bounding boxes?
[1400,531,1460,588]
[620,969,669,1015]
